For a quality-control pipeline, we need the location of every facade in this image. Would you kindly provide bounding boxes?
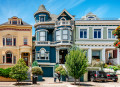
[0,16,32,68]
[75,12,120,65]
[34,5,74,77]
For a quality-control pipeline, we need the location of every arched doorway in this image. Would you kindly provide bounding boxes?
[21,53,30,66]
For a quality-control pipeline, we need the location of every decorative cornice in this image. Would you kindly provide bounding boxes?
[0,28,31,31]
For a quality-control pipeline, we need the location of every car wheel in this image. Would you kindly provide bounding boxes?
[90,78,94,82]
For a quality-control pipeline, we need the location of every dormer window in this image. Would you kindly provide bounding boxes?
[12,21,17,24]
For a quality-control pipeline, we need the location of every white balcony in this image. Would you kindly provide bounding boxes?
[55,21,74,27]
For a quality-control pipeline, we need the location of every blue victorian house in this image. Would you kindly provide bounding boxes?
[34,5,74,77]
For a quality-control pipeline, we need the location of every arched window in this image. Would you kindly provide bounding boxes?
[6,52,12,63]
[40,49,45,59]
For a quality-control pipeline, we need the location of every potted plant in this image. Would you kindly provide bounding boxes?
[55,65,67,81]
[31,66,43,84]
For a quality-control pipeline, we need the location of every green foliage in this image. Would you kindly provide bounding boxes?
[65,45,88,81]
[32,67,43,75]
[117,65,120,70]
[104,64,108,68]
[54,64,59,71]
[9,58,28,82]
[55,66,66,76]
[0,68,11,78]
[108,66,118,71]
[32,61,39,67]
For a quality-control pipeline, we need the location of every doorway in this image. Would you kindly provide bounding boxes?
[21,53,29,66]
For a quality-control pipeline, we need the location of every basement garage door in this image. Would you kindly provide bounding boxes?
[42,67,53,77]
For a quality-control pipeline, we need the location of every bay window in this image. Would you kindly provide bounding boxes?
[40,31,46,41]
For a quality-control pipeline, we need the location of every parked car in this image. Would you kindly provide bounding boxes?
[106,72,118,82]
[88,71,107,82]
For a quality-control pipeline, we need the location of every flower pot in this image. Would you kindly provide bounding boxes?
[61,75,66,81]
[37,75,43,81]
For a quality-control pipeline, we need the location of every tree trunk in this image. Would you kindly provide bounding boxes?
[74,78,76,85]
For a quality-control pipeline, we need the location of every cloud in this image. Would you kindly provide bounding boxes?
[93,5,109,17]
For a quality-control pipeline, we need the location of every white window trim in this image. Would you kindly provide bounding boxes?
[93,27,103,39]
[78,27,89,39]
[107,27,117,40]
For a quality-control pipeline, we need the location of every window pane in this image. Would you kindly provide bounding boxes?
[108,30,111,38]
[6,52,12,63]
[84,31,87,38]
[40,32,45,36]
[3,56,5,63]
[14,38,16,46]
[80,31,83,38]
[14,56,16,64]
[40,37,45,41]
[63,35,68,39]
[3,38,5,46]
[98,31,101,38]
[63,30,67,34]
[41,50,45,57]
[40,16,44,22]
[56,31,60,35]
[56,36,60,40]
[94,31,97,38]
[24,38,27,45]
[6,38,12,45]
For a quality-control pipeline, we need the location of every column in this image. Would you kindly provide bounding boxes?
[102,48,105,63]
[117,48,120,65]
[56,50,59,63]
[88,48,92,64]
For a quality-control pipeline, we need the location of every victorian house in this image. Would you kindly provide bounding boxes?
[34,5,74,77]
[0,17,32,68]
[74,12,120,65]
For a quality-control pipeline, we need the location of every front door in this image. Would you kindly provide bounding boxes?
[23,57,28,66]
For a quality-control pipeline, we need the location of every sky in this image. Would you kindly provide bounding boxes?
[0,0,120,35]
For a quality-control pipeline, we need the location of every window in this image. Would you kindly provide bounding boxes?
[24,38,27,45]
[40,31,46,41]
[6,38,12,46]
[41,49,45,59]
[80,29,87,38]
[36,48,49,60]
[3,56,5,63]
[63,30,68,40]
[3,38,5,46]
[40,16,44,22]
[12,21,17,24]
[6,52,12,63]
[56,30,61,41]
[70,31,72,40]
[13,56,16,64]
[94,29,101,38]
[14,38,16,46]
[108,29,115,39]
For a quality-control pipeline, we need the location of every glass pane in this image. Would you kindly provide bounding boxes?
[84,31,87,38]
[63,35,68,39]
[40,32,45,36]
[6,38,12,45]
[57,36,60,40]
[63,30,67,34]
[80,31,83,38]
[41,49,45,57]
[40,37,45,41]
[94,31,97,38]
[108,30,111,38]
[56,30,60,35]
[98,31,101,38]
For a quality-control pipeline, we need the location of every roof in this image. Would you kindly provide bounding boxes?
[0,21,31,26]
[34,4,50,16]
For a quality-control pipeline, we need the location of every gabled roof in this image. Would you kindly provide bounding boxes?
[57,9,75,20]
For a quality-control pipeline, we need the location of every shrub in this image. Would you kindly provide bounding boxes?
[0,68,4,76]
[32,67,43,75]
[55,66,66,76]
[32,61,39,67]
[3,68,11,78]
[117,65,120,70]
[9,58,28,82]
[108,66,118,71]
[104,64,108,68]
[54,64,59,70]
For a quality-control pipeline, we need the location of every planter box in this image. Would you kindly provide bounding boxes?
[61,75,66,81]
[0,76,16,82]
[37,75,43,81]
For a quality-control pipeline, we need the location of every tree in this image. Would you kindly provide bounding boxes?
[55,65,67,76]
[65,46,88,85]
[9,58,28,83]
[32,61,39,67]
